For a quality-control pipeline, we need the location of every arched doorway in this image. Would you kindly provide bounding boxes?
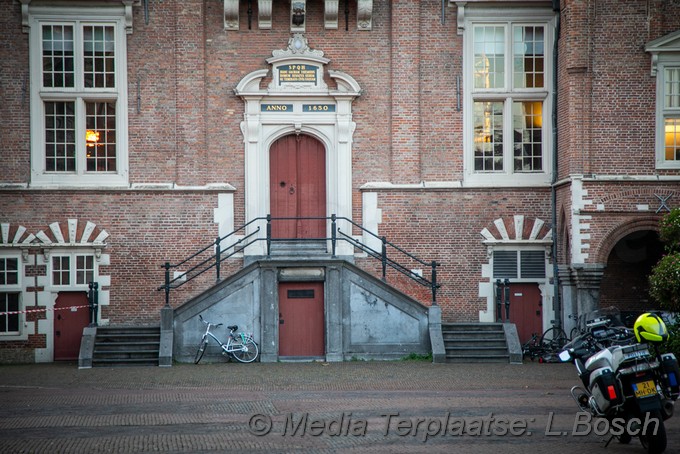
[269,134,326,239]
[599,230,664,323]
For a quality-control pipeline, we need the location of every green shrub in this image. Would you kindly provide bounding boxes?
[662,319,680,359]
[649,253,680,312]
[659,208,680,252]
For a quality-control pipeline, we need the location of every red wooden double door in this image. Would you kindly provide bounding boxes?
[269,134,326,239]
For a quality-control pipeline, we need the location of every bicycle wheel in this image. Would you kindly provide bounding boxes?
[570,326,579,340]
[540,327,569,351]
[231,338,259,363]
[194,336,208,364]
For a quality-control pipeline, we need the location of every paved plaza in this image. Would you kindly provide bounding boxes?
[1,360,678,453]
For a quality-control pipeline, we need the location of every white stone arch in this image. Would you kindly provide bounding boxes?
[477,215,554,325]
[235,35,361,257]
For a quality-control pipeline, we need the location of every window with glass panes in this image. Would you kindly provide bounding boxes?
[0,293,20,334]
[29,8,128,187]
[51,254,95,287]
[664,67,680,162]
[0,258,20,335]
[467,16,552,183]
[42,23,117,172]
[0,258,19,286]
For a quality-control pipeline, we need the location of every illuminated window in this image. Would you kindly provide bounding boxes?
[646,31,680,169]
[464,7,554,186]
[664,68,680,162]
[29,8,128,186]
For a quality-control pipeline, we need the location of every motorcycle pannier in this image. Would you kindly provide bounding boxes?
[660,353,680,400]
[590,368,624,412]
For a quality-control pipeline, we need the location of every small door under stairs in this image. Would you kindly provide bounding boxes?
[442,323,510,363]
[92,326,161,367]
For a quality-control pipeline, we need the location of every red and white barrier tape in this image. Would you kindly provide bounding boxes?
[0,305,90,316]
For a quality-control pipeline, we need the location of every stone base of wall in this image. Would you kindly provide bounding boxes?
[0,348,35,364]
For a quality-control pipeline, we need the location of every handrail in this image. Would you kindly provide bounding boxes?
[159,214,440,307]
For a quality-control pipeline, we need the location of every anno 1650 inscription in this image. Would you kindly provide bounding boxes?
[278,64,318,84]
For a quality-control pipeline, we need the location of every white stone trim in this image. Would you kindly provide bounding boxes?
[461,4,556,188]
[570,177,592,264]
[357,0,373,30]
[224,0,239,30]
[361,192,382,254]
[235,39,361,257]
[27,6,130,188]
[258,0,273,29]
[324,0,339,29]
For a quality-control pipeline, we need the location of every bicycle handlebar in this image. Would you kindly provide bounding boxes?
[198,314,223,328]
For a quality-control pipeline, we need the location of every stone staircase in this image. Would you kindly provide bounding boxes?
[92,326,161,367]
[442,323,512,363]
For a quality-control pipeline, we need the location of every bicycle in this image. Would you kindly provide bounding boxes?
[522,332,545,361]
[522,326,569,363]
[194,314,259,364]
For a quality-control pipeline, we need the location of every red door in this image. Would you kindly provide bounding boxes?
[270,135,326,239]
[278,282,325,357]
[54,292,90,361]
[508,283,543,344]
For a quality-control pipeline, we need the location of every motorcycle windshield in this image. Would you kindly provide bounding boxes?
[585,306,625,330]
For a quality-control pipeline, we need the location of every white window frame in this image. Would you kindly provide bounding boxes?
[654,62,680,169]
[462,5,555,187]
[49,251,97,290]
[0,254,23,336]
[28,5,129,188]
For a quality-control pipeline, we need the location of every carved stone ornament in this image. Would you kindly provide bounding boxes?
[258,0,273,29]
[224,0,239,30]
[324,0,339,29]
[271,34,325,59]
[357,0,373,30]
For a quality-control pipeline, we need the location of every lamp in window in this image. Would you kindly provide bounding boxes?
[86,130,100,157]
[86,130,100,147]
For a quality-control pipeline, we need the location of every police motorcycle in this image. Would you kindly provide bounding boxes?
[559,309,680,453]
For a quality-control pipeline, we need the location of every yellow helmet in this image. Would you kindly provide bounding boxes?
[634,313,668,344]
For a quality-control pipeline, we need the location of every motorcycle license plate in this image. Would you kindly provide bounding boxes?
[633,380,657,398]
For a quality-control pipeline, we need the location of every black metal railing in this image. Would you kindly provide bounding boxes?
[158,214,440,307]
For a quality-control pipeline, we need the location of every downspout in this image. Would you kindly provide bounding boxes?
[551,0,562,329]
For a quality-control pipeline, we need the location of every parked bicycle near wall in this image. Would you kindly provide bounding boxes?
[522,326,570,362]
[194,314,259,364]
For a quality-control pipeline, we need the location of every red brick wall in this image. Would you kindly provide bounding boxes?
[2,0,680,341]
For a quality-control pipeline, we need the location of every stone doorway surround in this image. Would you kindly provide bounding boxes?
[234,35,362,258]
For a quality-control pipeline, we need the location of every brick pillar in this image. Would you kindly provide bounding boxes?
[174,0,207,186]
[561,0,594,176]
[390,0,421,184]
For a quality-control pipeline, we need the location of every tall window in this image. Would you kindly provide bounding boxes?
[29,8,128,186]
[646,31,680,169]
[0,257,20,335]
[662,67,680,164]
[464,8,554,186]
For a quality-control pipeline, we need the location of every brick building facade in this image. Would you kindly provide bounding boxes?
[1,0,679,363]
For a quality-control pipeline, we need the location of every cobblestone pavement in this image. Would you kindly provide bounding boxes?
[0,361,678,453]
